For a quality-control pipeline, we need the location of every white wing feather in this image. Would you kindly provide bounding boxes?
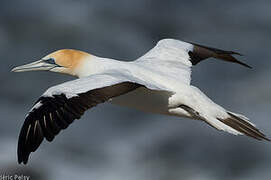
[136,39,194,85]
[43,71,171,99]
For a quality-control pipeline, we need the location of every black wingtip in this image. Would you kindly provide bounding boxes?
[19,159,29,165]
[230,51,243,56]
[227,51,253,69]
[18,135,30,165]
[218,52,252,69]
[189,42,252,69]
[235,59,252,69]
[217,50,252,69]
[18,151,29,165]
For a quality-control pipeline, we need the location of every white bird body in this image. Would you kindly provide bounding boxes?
[67,41,234,133]
[12,39,269,164]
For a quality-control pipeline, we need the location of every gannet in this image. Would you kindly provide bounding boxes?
[12,39,269,164]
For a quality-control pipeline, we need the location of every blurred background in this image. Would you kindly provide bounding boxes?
[1,0,271,179]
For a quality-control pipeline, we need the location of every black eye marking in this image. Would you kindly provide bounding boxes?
[43,58,62,68]
[43,58,56,65]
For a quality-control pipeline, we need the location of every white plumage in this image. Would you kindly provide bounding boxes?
[12,38,269,164]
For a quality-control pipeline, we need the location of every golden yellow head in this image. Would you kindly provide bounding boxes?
[12,49,91,76]
[44,49,89,70]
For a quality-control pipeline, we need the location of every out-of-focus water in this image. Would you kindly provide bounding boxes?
[1,0,271,179]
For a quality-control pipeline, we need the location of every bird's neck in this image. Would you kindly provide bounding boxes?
[73,56,125,78]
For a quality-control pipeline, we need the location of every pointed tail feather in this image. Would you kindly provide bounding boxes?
[217,112,270,141]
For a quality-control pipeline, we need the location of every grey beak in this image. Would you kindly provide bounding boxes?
[11,60,57,72]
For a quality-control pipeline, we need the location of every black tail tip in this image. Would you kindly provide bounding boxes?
[261,136,271,142]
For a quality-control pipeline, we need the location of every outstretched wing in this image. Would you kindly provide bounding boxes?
[137,39,250,85]
[17,72,166,164]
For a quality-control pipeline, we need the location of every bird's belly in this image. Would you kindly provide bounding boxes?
[110,87,172,115]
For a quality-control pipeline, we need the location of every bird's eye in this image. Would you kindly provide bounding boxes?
[43,58,56,65]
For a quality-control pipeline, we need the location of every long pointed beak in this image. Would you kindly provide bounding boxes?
[11,60,57,72]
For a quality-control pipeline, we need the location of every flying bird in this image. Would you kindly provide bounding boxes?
[12,39,269,165]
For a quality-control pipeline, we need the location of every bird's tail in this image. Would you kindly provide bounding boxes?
[216,111,270,141]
